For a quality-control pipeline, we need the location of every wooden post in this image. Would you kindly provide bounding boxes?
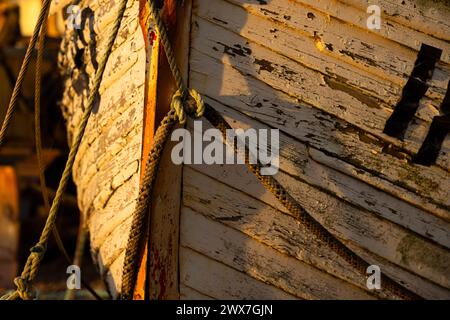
[133,0,192,300]
[0,166,19,290]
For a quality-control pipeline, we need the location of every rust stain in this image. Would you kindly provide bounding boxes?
[150,246,168,300]
[132,0,155,301]
[133,0,179,300]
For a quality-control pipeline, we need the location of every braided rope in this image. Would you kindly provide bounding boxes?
[33,18,101,301]
[120,1,207,299]
[171,88,205,124]
[0,0,53,148]
[0,0,130,300]
[34,5,53,258]
[121,110,178,300]
[120,0,422,300]
[147,0,186,95]
[203,104,422,300]
[34,8,72,268]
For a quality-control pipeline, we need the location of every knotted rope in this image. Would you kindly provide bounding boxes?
[0,0,422,301]
[120,0,422,300]
[0,0,130,300]
[171,88,205,124]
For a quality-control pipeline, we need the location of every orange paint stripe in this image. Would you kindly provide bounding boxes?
[133,0,160,300]
[133,0,179,300]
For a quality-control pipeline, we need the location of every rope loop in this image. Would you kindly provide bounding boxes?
[13,277,37,300]
[189,89,205,118]
[170,90,186,124]
[170,89,205,125]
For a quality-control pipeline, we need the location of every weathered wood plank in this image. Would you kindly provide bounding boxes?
[187,101,450,249]
[98,216,133,276]
[180,247,299,299]
[342,0,450,42]
[59,0,146,297]
[181,207,376,299]
[90,174,139,252]
[187,160,450,291]
[180,284,215,300]
[183,167,450,298]
[190,16,450,171]
[57,0,450,300]
[189,49,450,214]
[133,0,161,301]
[295,0,450,63]
[79,129,142,220]
[199,0,449,121]
[138,0,193,300]
[308,147,450,222]
[104,250,126,297]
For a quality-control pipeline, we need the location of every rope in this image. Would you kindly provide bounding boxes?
[203,104,422,300]
[121,110,178,300]
[0,0,130,300]
[0,0,53,148]
[147,0,186,96]
[34,17,101,301]
[147,0,205,123]
[120,0,206,299]
[120,0,422,300]
[34,6,71,267]
[0,49,30,108]
[0,0,422,301]
[171,88,204,124]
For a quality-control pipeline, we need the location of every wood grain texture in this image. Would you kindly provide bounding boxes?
[190,49,450,217]
[188,101,450,249]
[342,0,450,42]
[182,166,450,299]
[181,207,376,300]
[190,14,450,172]
[204,0,449,121]
[180,247,299,300]
[57,0,450,300]
[139,0,193,300]
[59,0,146,298]
[179,0,450,299]
[295,0,450,63]
[180,284,215,300]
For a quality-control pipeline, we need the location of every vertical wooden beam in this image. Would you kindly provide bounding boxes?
[133,0,160,301]
[133,0,192,300]
[0,166,19,289]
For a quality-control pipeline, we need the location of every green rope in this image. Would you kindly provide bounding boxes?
[0,0,130,300]
[147,0,186,96]
[147,0,204,124]
[171,88,204,124]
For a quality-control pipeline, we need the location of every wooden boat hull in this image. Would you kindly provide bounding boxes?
[58,0,450,299]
